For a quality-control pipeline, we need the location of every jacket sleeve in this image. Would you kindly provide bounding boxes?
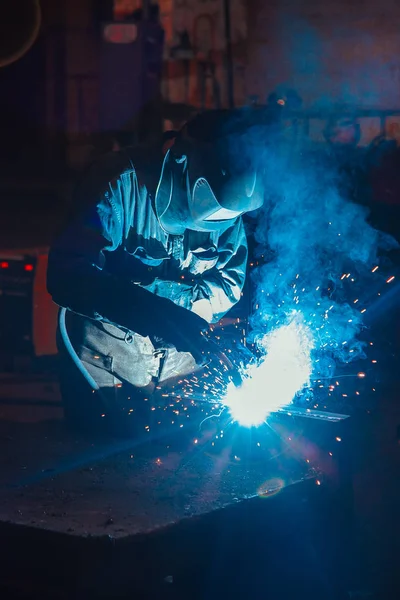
[48,164,129,320]
[192,217,248,322]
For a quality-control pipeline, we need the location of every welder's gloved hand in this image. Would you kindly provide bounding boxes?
[154,306,211,366]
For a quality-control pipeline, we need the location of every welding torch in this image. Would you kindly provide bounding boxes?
[199,330,254,388]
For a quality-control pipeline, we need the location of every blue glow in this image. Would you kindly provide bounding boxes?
[224,313,314,427]
[219,125,399,429]
[248,139,397,382]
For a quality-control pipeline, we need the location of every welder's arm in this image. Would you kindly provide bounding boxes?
[47,177,209,361]
[192,218,248,323]
[48,169,128,322]
[143,219,247,323]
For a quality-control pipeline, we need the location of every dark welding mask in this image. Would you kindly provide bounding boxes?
[155,111,265,234]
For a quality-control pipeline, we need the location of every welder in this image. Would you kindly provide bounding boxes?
[47,110,265,434]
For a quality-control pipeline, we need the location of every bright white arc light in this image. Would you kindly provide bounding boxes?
[224,318,314,427]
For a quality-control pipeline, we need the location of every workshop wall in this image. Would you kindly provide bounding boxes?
[246,0,400,110]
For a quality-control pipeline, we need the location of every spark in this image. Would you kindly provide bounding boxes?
[223,314,314,427]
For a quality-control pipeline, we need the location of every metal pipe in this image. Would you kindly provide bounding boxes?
[142,0,150,21]
[223,0,234,108]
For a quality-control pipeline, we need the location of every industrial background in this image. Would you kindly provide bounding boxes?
[0,3,400,598]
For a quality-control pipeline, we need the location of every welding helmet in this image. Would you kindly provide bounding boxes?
[155,110,265,234]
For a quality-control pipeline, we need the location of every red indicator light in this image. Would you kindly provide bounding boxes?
[24,264,34,272]
[0,261,9,269]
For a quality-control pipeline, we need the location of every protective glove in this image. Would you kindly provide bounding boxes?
[150,301,211,365]
[97,276,212,363]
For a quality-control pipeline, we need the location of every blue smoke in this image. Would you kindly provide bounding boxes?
[247,133,397,384]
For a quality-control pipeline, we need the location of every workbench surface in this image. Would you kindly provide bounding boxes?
[0,416,317,539]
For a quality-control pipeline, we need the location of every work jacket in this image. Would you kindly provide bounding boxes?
[47,148,247,334]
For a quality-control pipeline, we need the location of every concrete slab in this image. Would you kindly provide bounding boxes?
[0,404,354,598]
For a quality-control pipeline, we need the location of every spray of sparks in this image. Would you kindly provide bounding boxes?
[113,268,396,438]
[224,314,314,427]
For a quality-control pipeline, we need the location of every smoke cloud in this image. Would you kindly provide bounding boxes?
[246,128,397,383]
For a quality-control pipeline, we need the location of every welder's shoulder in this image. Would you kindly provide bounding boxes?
[84,147,162,188]
[85,150,137,184]
[67,153,129,218]
[73,151,140,211]
[73,147,163,212]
